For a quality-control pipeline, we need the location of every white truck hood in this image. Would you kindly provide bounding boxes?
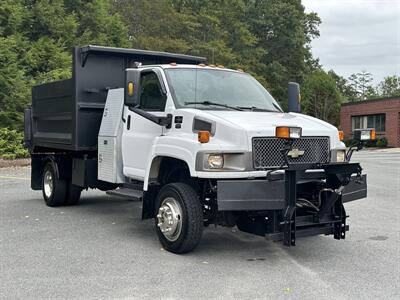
[203,110,342,148]
[206,111,333,132]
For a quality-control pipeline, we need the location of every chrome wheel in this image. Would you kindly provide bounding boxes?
[156,197,182,242]
[43,170,53,198]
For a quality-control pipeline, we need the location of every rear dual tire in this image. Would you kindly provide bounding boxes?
[42,162,81,207]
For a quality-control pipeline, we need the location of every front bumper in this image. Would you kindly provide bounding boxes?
[215,162,367,246]
[217,166,367,211]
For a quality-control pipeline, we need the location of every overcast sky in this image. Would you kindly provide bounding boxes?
[303,0,399,84]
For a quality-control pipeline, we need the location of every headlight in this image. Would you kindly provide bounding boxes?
[196,152,249,171]
[207,154,224,169]
[336,150,346,162]
[289,127,302,139]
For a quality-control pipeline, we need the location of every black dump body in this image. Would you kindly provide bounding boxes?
[25,45,206,152]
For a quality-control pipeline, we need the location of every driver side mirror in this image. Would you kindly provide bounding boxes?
[125,69,141,107]
[288,82,301,113]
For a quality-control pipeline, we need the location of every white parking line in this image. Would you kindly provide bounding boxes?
[0,175,30,181]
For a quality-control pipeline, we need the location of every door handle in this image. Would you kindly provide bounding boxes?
[127,115,131,130]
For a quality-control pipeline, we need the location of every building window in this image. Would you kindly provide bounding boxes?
[351,114,385,132]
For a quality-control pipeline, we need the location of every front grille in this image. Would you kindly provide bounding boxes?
[252,137,330,169]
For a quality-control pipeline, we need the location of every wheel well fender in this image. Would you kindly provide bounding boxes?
[142,156,193,220]
[144,155,194,191]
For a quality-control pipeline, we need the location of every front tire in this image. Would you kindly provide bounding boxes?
[155,183,203,254]
[42,163,67,207]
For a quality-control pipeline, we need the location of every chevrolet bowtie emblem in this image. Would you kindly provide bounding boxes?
[287,148,305,158]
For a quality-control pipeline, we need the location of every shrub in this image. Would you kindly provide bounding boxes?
[376,137,388,147]
[364,139,377,147]
[0,128,29,159]
[343,138,354,147]
[343,136,388,148]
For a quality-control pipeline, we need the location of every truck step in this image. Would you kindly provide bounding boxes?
[106,188,143,200]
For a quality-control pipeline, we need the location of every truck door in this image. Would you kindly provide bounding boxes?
[122,70,167,180]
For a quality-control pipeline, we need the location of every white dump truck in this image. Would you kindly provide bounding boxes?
[24,45,371,253]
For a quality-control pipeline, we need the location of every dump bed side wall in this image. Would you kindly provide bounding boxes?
[31,50,126,152]
[31,79,75,150]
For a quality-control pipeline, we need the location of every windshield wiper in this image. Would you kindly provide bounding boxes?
[237,106,279,112]
[184,100,243,111]
[272,102,283,112]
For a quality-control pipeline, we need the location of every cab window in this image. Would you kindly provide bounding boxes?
[139,71,166,111]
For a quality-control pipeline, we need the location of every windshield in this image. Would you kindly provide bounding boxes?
[164,68,282,112]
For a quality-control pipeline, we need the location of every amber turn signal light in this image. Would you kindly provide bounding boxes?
[276,127,290,139]
[276,126,301,139]
[371,129,376,140]
[198,131,210,143]
[338,130,344,141]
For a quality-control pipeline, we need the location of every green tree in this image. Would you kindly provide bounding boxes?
[377,75,400,97]
[357,70,373,99]
[246,0,321,106]
[347,70,374,101]
[301,70,342,126]
[328,70,357,102]
[0,0,129,131]
[114,0,197,53]
[364,86,378,99]
[0,36,31,130]
[1,0,330,134]
[114,0,266,81]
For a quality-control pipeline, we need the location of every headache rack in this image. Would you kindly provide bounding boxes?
[25,45,206,152]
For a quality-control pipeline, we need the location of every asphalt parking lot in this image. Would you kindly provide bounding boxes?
[0,149,399,299]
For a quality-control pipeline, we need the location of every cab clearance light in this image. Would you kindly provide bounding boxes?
[275,126,302,139]
[198,131,210,143]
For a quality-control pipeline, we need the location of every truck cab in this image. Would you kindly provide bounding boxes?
[25,46,370,253]
[122,64,344,185]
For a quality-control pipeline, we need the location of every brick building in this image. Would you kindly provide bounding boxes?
[340,97,400,147]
